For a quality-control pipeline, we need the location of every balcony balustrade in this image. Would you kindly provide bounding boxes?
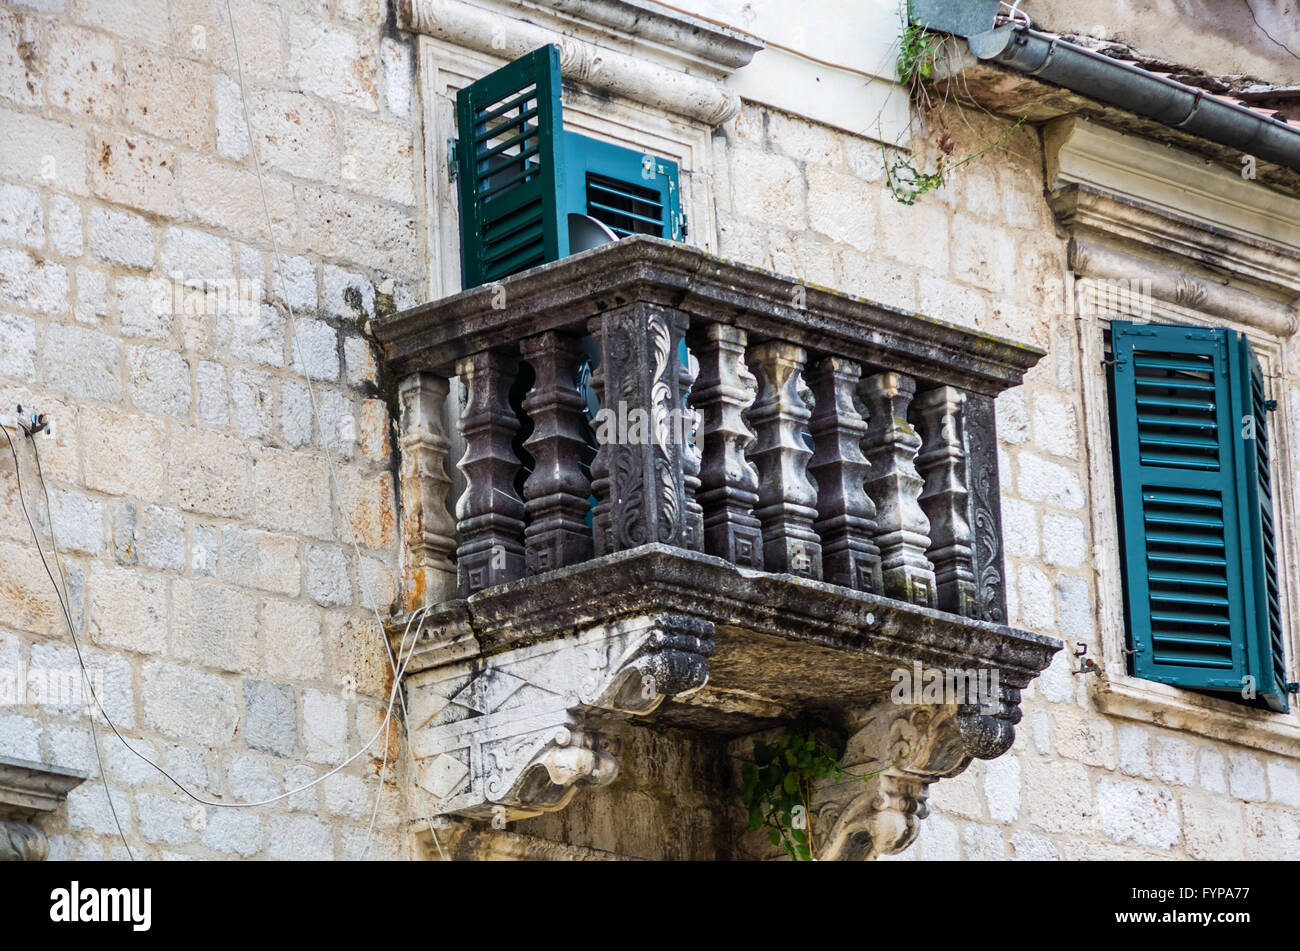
[374,237,1060,859]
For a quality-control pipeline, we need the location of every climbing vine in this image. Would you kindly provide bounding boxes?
[739,725,889,861]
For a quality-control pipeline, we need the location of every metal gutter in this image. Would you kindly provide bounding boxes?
[967,24,1300,173]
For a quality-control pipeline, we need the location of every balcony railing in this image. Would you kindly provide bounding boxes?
[373,237,1060,859]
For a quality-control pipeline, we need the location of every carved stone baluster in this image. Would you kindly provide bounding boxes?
[807,357,882,593]
[962,393,1008,623]
[678,340,706,552]
[398,374,459,608]
[521,332,593,575]
[745,341,821,578]
[687,324,763,568]
[455,351,526,595]
[914,386,977,617]
[858,372,936,607]
[587,304,696,555]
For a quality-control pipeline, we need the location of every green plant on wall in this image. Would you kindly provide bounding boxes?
[739,725,889,861]
[883,1,1026,205]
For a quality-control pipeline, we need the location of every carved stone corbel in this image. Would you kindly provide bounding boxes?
[814,689,1021,861]
[404,612,714,822]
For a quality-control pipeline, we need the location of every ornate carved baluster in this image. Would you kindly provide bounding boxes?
[807,357,882,593]
[745,341,821,578]
[398,373,458,608]
[521,332,593,574]
[962,393,1008,623]
[859,371,935,607]
[587,304,697,555]
[687,324,763,568]
[455,351,526,595]
[678,340,706,552]
[914,386,977,616]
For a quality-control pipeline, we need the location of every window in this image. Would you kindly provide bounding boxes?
[1107,320,1290,712]
[454,44,682,289]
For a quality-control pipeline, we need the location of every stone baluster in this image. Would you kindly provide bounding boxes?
[687,324,763,568]
[914,386,977,616]
[521,332,593,574]
[859,372,936,607]
[807,357,883,593]
[455,351,526,595]
[398,374,459,608]
[587,304,698,555]
[745,341,821,578]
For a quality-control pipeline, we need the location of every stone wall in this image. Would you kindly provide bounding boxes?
[0,0,420,859]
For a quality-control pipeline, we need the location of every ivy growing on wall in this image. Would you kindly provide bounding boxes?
[739,725,890,861]
[883,1,1026,205]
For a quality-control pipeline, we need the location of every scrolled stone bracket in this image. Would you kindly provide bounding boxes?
[0,756,87,862]
[404,611,715,822]
[813,694,1022,861]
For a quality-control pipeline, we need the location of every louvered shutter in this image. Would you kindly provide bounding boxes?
[563,133,682,240]
[455,45,567,289]
[1231,335,1289,712]
[1110,322,1251,692]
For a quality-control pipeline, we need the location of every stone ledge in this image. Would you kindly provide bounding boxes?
[1091,676,1300,758]
[374,236,1045,396]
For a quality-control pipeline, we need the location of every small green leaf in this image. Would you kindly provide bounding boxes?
[768,827,781,846]
[784,749,798,768]
[791,828,807,845]
[783,772,799,795]
[795,843,811,861]
[748,805,763,830]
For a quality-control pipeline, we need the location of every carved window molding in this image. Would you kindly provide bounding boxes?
[1051,120,1300,752]
[404,0,762,298]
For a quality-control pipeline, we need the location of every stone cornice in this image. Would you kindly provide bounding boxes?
[0,756,87,862]
[374,236,1046,397]
[1044,118,1300,335]
[398,0,762,126]
[1063,224,1299,338]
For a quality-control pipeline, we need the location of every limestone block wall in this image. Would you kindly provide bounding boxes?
[0,0,421,860]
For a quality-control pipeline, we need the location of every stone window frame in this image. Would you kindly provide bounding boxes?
[1078,293,1300,756]
[412,36,728,301]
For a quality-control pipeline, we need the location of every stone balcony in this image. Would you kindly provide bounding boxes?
[373,237,1061,859]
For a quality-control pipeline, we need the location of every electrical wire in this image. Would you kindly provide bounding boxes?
[3,422,134,859]
[222,0,444,860]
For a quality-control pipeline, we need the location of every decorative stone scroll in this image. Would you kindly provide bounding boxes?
[807,356,882,593]
[814,689,1020,861]
[404,612,715,820]
[914,386,977,617]
[398,374,458,609]
[588,304,700,556]
[858,372,936,607]
[687,323,764,568]
[455,351,526,595]
[745,341,821,578]
[521,332,593,575]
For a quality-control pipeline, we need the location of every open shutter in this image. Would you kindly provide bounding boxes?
[1231,335,1289,712]
[1110,322,1251,693]
[455,45,567,289]
[564,133,682,240]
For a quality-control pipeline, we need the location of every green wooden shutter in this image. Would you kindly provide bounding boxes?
[455,45,567,289]
[564,132,682,240]
[1110,322,1251,692]
[1231,335,1289,712]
